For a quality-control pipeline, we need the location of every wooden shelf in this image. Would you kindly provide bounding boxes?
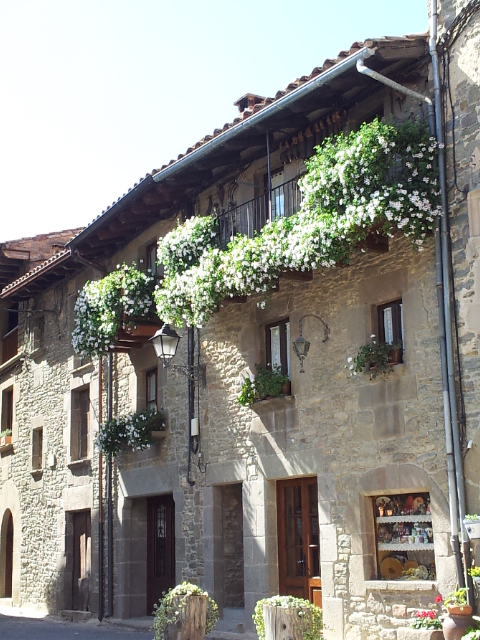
[378,543,435,551]
[376,515,432,523]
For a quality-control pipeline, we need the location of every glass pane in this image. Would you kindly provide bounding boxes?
[270,326,281,369]
[285,322,291,378]
[155,505,166,577]
[147,370,157,410]
[383,306,393,343]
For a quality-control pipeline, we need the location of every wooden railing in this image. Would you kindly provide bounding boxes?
[1,327,18,364]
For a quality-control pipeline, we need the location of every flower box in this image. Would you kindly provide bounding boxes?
[463,517,480,540]
[0,435,12,451]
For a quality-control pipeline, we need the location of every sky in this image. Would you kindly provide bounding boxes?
[0,0,429,243]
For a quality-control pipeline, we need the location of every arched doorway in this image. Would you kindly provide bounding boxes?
[1,509,14,598]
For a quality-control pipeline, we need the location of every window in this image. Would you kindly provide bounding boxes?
[377,299,403,347]
[266,319,291,378]
[32,427,43,470]
[271,169,285,220]
[146,242,158,276]
[71,386,90,461]
[146,368,158,412]
[1,387,13,433]
[373,491,435,581]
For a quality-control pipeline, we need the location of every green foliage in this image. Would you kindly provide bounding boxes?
[96,408,166,458]
[152,582,219,640]
[238,365,289,406]
[253,595,323,640]
[410,610,442,629]
[72,263,156,356]
[468,566,480,578]
[153,119,441,327]
[350,335,393,379]
[462,616,480,640]
[0,428,12,438]
[465,514,480,521]
[444,587,468,607]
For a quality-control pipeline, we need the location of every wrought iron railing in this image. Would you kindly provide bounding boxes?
[216,177,303,248]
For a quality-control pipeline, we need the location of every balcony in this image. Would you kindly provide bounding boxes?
[217,177,302,248]
[2,327,18,364]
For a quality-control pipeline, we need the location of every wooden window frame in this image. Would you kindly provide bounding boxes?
[377,299,403,346]
[146,368,158,412]
[71,386,90,461]
[32,427,43,471]
[265,318,290,378]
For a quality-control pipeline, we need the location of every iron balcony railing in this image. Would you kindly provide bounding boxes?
[217,176,303,248]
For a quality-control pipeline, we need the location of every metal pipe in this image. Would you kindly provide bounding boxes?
[356,58,435,132]
[104,352,114,617]
[429,0,474,602]
[98,357,104,622]
[186,327,195,486]
[153,48,377,186]
[266,130,272,222]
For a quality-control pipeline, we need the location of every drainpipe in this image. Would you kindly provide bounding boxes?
[104,352,114,617]
[357,39,468,589]
[266,130,272,222]
[429,0,474,602]
[186,327,195,486]
[98,357,104,621]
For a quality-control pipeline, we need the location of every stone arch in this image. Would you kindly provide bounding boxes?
[0,480,21,603]
[345,463,456,598]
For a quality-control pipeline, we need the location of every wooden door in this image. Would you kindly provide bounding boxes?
[277,477,321,606]
[147,495,175,614]
[72,511,91,610]
[4,510,13,598]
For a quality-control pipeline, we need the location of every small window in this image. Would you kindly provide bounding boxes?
[32,427,43,470]
[71,386,90,461]
[146,242,158,276]
[266,319,291,379]
[373,491,435,581]
[1,387,13,432]
[377,299,403,348]
[146,368,158,412]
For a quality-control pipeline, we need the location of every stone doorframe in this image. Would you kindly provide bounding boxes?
[345,463,456,599]
[0,479,21,603]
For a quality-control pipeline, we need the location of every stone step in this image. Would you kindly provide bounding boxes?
[60,610,93,623]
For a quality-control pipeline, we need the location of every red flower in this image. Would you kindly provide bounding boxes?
[435,595,443,603]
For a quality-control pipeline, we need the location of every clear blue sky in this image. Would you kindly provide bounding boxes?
[0,0,429,242]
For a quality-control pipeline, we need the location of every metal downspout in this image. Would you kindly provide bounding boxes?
[186,327,195,486]
[98,357,104,621]
[105,352,114,616]
[357,41,467,587]
[429,0,474,601]
[266,130,272,221]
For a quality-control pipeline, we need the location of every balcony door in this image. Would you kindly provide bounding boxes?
[277,477,321,606]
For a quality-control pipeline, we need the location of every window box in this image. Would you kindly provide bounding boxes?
[0,435,12,451]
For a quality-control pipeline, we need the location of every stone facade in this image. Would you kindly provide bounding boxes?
[0,3,479,639]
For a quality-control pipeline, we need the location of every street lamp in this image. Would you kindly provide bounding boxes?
[150,324,206,386]
[293,314,330,373]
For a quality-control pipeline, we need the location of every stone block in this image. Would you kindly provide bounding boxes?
[392,604,407,618]
[320,524,338,562]
[349,555,367,597]
[322,597,344,640]
[374,403,405,438]
[397,629,444,640]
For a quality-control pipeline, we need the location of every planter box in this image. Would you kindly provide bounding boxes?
[151,430,168,440]
[263,603,312,640]
[397,629,444,640]
[463,518,480,540]
[0,435,13,451]
[165,594,207,640]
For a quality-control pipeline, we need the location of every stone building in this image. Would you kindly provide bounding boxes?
[0,2,479,639]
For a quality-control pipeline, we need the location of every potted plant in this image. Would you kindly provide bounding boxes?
[462,616,480,640]
[96,407,166,457]
[253,595,322,640]
[152,582,219,640]
[351,335,393,379]
[238,365,290,406]
[0,428,12,448]
[468,566,480,588]
[388,340,404,365]
[443,588,472,616]
[409,609,443,638]
[464,514,480,540]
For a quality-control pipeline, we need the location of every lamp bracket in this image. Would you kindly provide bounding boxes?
[297,313,330,342]
[164,363,206,388]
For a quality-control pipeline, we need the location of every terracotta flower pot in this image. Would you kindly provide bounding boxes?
[446,605,472,616]
[442,612,474,640]
[281,381,291,396]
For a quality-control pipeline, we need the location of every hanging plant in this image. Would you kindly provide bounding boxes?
[153,119,442,328]
[72,263,156,357]
[96,407,166,458]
